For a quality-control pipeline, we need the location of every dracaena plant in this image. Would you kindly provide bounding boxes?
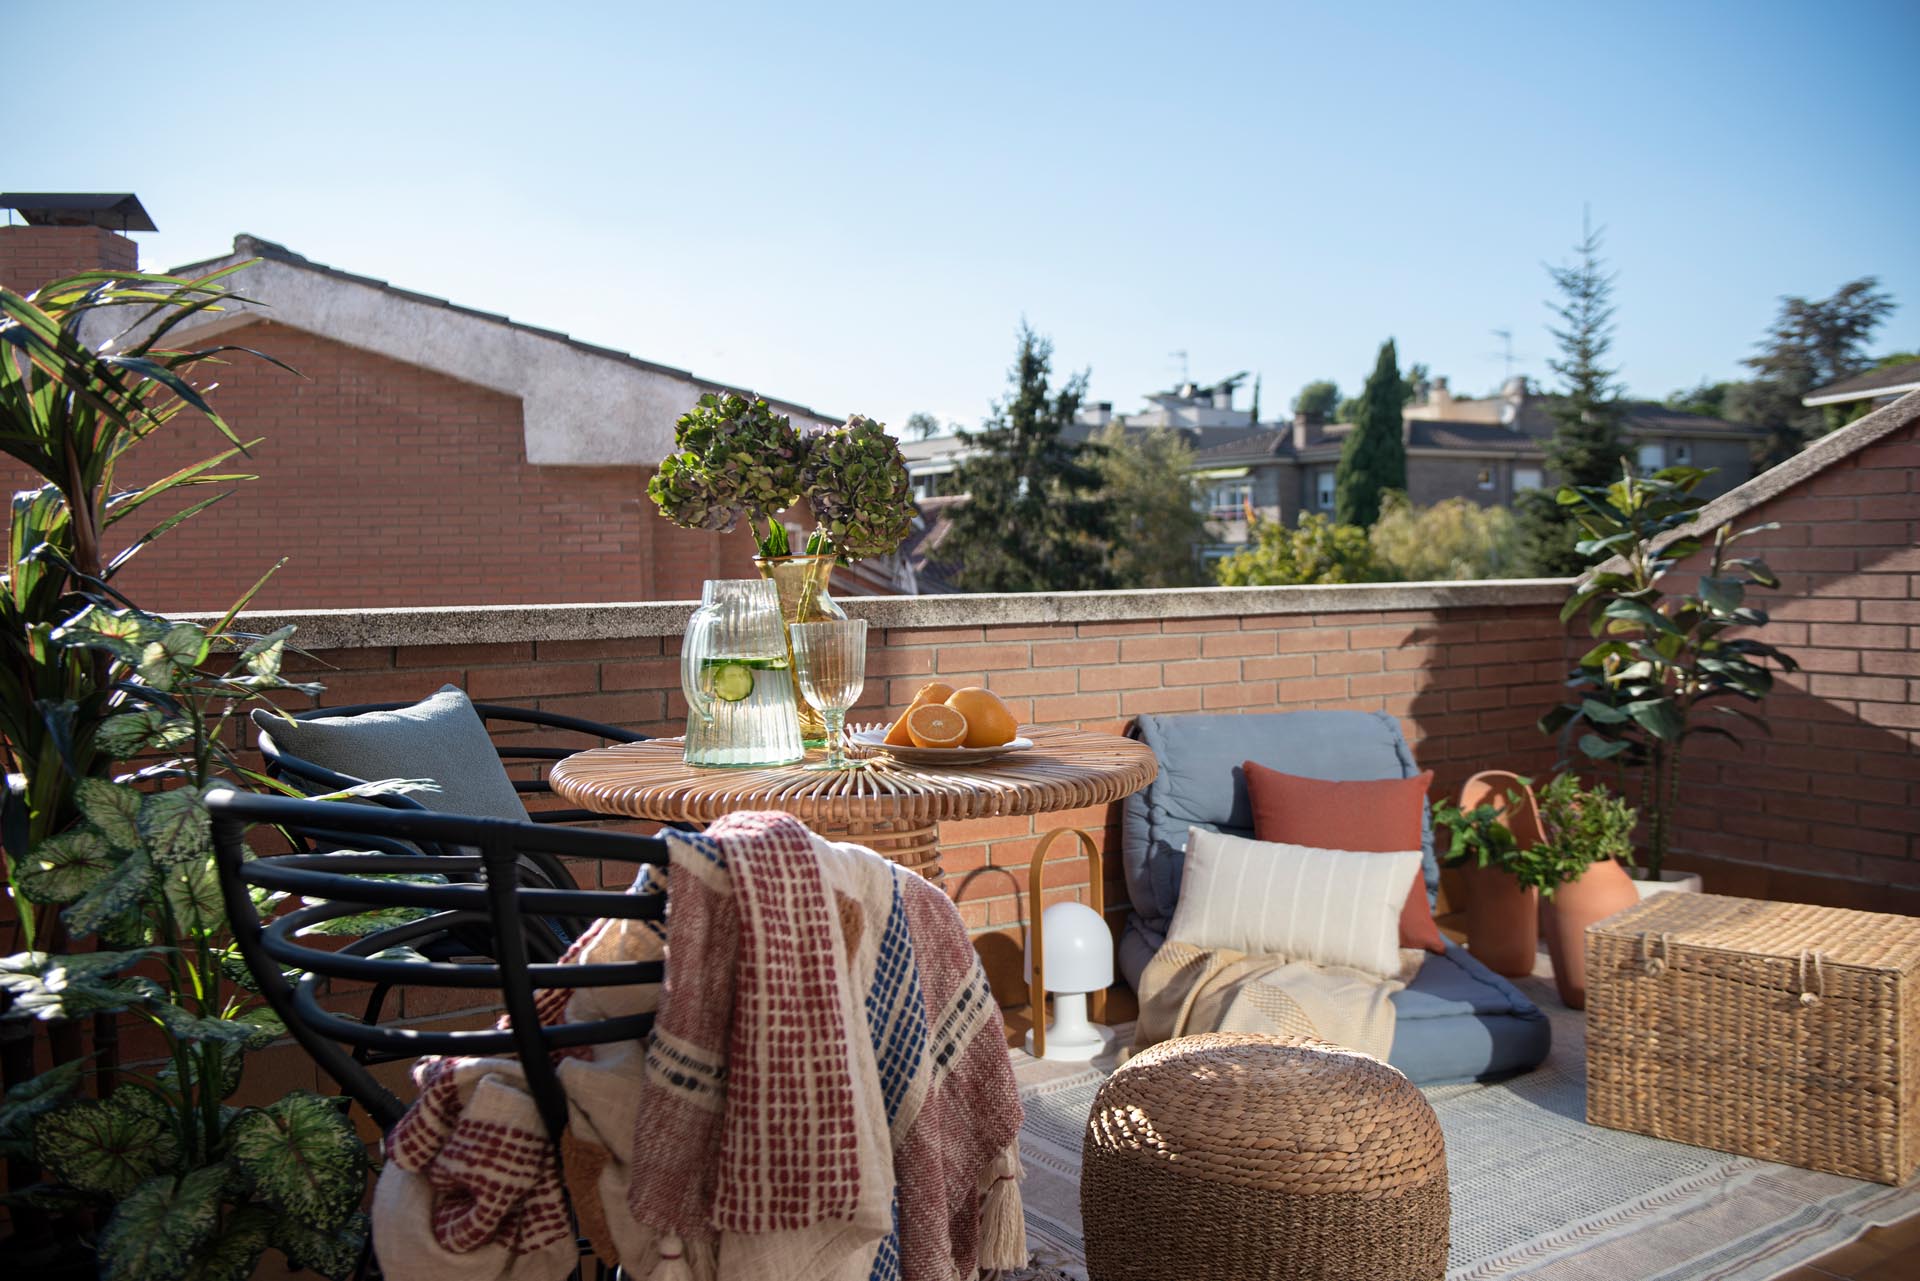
[1539,464,1796,880]
[0,605,374,1281]
[648,393,916,561]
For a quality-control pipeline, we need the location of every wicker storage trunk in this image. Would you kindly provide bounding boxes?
[1587,892,1920,1184]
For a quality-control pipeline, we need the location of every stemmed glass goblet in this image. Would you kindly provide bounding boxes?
[789,618,869,771]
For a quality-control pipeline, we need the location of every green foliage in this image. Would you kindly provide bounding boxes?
[1333,340,1408,527]
[1368,492,1520,580]
[1743,278,1898,460]
[943,323,1117,591]
[227,1095,368,1229]
[1291,379,1339,424]
[97,1164,227,1281]
[1516,218,1630,576]
[34,1090,180,1198]
[1521,773,1638,898]
[1433,791,1523,870]
[647,393,916,562]
[1214,513,1382,586]
[903,411,943,441]
[1092,424,1208,587]
[1539,464,1794,878]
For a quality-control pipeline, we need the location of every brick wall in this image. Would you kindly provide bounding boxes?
[0,224,138,294]
[0,318,785,613]
[261,584,1574,1002]
[1665,404,1920,913]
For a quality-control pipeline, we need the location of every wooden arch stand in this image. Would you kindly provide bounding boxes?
[1026,826,1109,1060]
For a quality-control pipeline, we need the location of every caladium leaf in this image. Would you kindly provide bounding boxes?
[153,1004,262,1046]
[229,1094,368,1230]
[180,1205,275,1281]
[0,1058,85,1160]
[271,1208,369,1281]
[140,786,209,865]
[95,708,193,758]
[239,625,296,681]
[63,848,157,938]
[13,827,120,904]
[97,1164,225,1281]
[162,854,226,936]
[0,949,160,1021]
[74,778,145,851]
[34,1090,179,1197]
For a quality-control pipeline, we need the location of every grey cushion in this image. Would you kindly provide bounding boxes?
[1119,709,1439,982]
[251,685,527,821]
[1387,942,1552,1084]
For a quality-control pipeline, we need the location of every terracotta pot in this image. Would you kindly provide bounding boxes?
[1541,857,1640,1009]
[1464,862,1539,977]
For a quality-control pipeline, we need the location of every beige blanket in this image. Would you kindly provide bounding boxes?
[1133,940,1422,1061]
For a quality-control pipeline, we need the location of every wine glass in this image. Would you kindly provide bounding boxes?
[789,619,869,771]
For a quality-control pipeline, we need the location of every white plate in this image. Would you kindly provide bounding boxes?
[848,728,1035,767]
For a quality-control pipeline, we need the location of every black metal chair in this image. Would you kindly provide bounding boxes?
[210,788,667,1280]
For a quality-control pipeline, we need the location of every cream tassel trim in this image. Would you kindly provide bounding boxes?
[977,1145,1027,1272]
[646,1232,695,1281]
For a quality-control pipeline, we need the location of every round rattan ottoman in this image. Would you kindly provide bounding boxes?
[1080,1033,1448,1281]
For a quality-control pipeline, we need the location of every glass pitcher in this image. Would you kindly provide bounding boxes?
[680,578,805,768]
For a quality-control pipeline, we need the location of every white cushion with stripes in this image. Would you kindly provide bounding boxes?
[1167,827,1423,978]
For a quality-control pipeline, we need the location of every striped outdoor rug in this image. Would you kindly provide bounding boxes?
[1010,976,1920,1281]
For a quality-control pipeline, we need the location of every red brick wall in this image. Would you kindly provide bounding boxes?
[278,595,1571,1001]
[1666,414,1920,913]
[0,224,138,293]
[0,319,775,613]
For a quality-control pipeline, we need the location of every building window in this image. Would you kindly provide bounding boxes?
[1477,468,1495,490]
[1315,470,1335,510]
[1513,466,1544,492]
[1207,480,1254,519]
[1637,443,1666,471]
[1673,443,1692,465]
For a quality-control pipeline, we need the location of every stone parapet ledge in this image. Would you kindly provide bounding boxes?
[203,579,1575,651]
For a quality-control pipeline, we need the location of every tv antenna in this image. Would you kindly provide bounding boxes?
[1489,329,1530,381]
[1169,349,1190,384]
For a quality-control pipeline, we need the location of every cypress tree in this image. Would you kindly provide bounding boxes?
[944,323,1117,591]
[1516,217,1630,576]
[1333,339,1408,528]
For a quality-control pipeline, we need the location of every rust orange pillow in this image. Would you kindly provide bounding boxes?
[1242,761,1446,954]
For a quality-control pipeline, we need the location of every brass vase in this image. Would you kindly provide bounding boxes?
[754,554,846,745]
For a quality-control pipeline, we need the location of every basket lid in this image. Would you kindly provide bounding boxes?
[1593,892,1920,971]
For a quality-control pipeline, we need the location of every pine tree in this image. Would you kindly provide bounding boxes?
[1516,217,1629,576]
[1333,340,1407,528]
[944,323,1117,591]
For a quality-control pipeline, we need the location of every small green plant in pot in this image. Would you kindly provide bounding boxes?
[1434,774,1536,979]
[1522,773,1641,1009]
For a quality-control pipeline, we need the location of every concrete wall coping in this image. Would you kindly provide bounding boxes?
[207,579,1575,651]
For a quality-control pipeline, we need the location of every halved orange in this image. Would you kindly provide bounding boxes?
[944,687,1018,748]
[884,681,956,746]
[905,702,968,749]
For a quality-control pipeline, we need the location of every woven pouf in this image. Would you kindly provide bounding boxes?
[1081,1032,1448,1281]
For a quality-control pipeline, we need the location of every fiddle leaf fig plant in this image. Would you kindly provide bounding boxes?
[1539,464,1795,879]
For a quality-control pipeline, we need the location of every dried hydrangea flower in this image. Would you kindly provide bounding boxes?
[803,414,916,560]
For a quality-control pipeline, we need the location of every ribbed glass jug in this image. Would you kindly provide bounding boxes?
[680,578,805,768]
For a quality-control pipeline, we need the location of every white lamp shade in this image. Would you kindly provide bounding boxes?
[1025,900,1114,993]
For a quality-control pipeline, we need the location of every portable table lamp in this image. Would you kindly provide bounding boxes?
[1024,827,1113,1060]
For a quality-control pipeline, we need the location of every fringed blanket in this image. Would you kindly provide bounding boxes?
[1132,939,1422,1062]
[371,812,1023,1281]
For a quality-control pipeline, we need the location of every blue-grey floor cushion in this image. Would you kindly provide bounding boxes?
[1119,708,1550,1084]
[250,685,528,821]
[1388,942,1551,1084]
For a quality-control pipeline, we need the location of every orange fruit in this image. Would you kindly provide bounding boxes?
[884,681,956,746]
[905,702,968,749]
[944,687,1018,748]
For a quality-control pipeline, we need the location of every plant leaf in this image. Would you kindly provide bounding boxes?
[0,1058,85,1160]
[179,1206,275,1281]
[63,848,158,938]
[1578,733,1632,761]
[161,854,226,936]
[74,778,144,850]
[228,1094,369,1230]
[13,827,120,904]
[34,1090,179,1198]
[95,707,191,758]
[153,1004,264,1045]
[97,1164,226,1281]
[140,785,209,865]
[270,1208,369,1281]
[0,948,160,1020]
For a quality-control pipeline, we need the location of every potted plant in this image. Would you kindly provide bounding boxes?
[648,394,916,738]
[1541,463,1794,893]
[1515,773,1640,1010]
[1434,772,1538,979]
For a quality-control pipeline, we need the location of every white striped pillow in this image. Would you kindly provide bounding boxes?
[1167,827,1423,978]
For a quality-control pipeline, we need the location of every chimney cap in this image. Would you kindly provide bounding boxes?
[0,193,156,232]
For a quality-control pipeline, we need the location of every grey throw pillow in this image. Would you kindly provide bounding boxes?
[251,685,528,821]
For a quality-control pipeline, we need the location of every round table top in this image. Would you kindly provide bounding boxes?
[548,725,1158,830]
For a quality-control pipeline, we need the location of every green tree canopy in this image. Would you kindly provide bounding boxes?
[1333,340,1408,527]
[1369,492,1520,581]
[1744,278,1898,451]
[1291,379,1339,424]
[903,411,943,440]
[1516,218,1629,576]
[1215,513,1380,586]
[943,323,1117,591]
[1092,424,1208,587]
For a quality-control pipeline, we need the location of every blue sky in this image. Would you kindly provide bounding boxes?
[9,1,1918,430]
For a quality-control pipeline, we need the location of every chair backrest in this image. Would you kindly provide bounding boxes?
[1121,710,1438,946]
[208,788,668,1140]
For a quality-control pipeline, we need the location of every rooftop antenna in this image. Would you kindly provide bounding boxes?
[1170,349,1189,384]
[1489,328,1530,382]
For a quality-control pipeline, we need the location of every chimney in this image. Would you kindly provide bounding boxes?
[1291,411,1312,452]
[1428,375,1452,410]
[0,193,152,295]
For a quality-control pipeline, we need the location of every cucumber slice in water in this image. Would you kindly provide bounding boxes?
[709,662,755,702]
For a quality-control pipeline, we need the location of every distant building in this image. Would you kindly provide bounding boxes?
[1193,376,1762,562]
[1803,360,1920,414]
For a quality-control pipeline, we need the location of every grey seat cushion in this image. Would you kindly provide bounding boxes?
[1388,942,1552,1084]
[251,685,527,822]
[1119,709,1438,981]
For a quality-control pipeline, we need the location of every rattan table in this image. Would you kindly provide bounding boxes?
[547,726,1157,882]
